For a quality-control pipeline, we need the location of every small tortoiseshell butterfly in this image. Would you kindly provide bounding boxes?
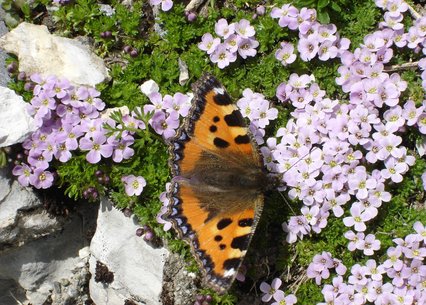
[164,74,274,293]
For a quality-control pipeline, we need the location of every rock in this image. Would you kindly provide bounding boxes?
[0,86,36,147]
[0,15,10,87]
[0,168,58,247]
[0,22,109,87]
[0,279,27,305]
[178,58,189,86]
[48,246,92,305]
[140,79,160,97]
[89,198,169,305]
[101,105,130,119]
[161,253,199,305]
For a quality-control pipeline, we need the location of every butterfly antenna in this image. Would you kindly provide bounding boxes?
[288,145,320,171]
[278,190,298,215]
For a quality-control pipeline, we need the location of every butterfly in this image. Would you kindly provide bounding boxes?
[164,74,275,293]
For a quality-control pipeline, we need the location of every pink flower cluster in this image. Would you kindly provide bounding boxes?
[198,18,259,69]
[344,231,381,256]
[13,74,146,190]
[259,278,297,305]
[267,0,426,244]
[271,72,408,243]
[236,88,278,145]
[156,182,173,231]
[308,222,426,304]
[306,251,347,285]
[142,82,192,140]
[271,4,351,62]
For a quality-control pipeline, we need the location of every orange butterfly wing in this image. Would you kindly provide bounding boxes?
[165,74,267,293]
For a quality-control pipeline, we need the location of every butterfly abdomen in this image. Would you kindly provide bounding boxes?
[189,168,268,191]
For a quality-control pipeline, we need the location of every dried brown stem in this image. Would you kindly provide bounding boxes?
[406,2,421,20]
[384,61,420,72]
[185,0,208,12]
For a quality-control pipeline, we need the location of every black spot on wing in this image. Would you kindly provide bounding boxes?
[238,218,253,227]
[223,258,241,271]
[224,110,245,127]
[214,137,230,148]
[213,116,220,122]
[231,234,250,251]
[214,235,223,241]
[234,134,250,144]
[219,244,226,250]
[209,125,217,132]
[213,92,232,105]
[217,218,232,230]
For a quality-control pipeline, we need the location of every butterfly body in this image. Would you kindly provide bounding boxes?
[164,74,271,293]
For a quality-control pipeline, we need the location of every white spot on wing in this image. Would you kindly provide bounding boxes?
[224,268,236,277]
[213,87,224,95]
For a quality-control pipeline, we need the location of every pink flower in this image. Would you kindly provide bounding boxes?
[234,19,255,38]
[210,44,237,69]
[79,132,113,164]
[122,175,146,196]
[343,205,371,232]
[29,168,54,189]
[198,33,220,54]
[237,38,259,59]
[214,18,235,39]
[260,278,282,302]
[150,111,180,139]
[271,290,297,305]
[275,42,297,66]
[413,221,426,243]
[149,0,173,12]
[12,163,32,187]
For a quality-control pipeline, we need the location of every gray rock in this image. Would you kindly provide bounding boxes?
[0,168,57,248]
[0,210,96,304]
[0,12,10,87]
[0,279,26,305]
[161,253,199,305]
[0,22,109,87]
[89,198,169,305]
[0,168,97,304]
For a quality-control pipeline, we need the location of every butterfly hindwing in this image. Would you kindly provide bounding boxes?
[168,180,263,292]
[165,74,267,293]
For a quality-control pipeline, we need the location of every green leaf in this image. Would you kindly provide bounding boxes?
[0,149,6,168]
[317,9,330,24]
[21,3,31,18]
[331,2,342,12]
[317,0,330,9]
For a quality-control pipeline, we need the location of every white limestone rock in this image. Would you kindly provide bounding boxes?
[0,86,36,147]
[0,22,109,87]
[89,198,169,305]
[140,79,160,97]
[178,58,189,85]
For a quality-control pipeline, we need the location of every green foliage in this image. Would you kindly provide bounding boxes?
[0,149,7,168]
[56,154,101,200]
[198,288,238,305]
